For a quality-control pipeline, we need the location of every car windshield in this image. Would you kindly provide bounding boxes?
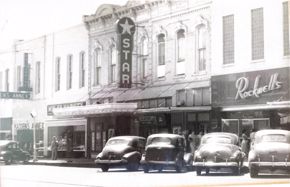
[106,139,130,146]
[261,134,287,143]
[148,137,172,145]
[203,137,232,144]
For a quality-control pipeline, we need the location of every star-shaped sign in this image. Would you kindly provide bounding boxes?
[120,18,134,35]
[117,17,135,35]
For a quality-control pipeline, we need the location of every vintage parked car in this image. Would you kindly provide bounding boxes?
[0,140,31,164]
[193,132,245,175]
[95,136,146,172]
[248,129,290,178]
[141,133,193,173]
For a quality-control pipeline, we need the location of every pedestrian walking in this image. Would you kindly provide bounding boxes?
[241,130,250,158]
[188,131,198,154]
[51,136,58,160]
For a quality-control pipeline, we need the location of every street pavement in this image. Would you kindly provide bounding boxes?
[0,164,289,187]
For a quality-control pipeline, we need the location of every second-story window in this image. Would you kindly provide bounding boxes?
[94,48,101,86]
[176,29,185,75]
[35,61,41,94]
[283,1,289,56]
[141,37,148,80]
[177,29,185,61]
[197,25,207,72]
[16,65,22,90]
[223,15,235,65]
[157,34,165,78]
[5,69,9,92]
[251,8,264,60]
[67,55,73,90]
[79,52,85,88]
[110,45,117,83]
[55,57,61,91]
[0,71,2,91]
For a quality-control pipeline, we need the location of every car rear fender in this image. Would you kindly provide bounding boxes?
[123,151,141,161]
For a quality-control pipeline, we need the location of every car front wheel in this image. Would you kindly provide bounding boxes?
[101,165,109,172]
[5,157,13,165]
[143,165,149,173]
[250,167,258,178]
[126,162,139,171]
[196,167,202,176]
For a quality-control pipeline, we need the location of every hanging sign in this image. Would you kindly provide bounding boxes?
[116,17,136,88]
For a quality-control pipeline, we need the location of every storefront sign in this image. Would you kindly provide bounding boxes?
[211,67,290,106]
[47,101,86,116]
[0,92,30,99]
[116,17,135,88]
[235,73,282,100]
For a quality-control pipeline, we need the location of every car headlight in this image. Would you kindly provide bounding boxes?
[248,151,257,162]
[96,152,103,159]
[230,151,241,160]
[194,151,202,161]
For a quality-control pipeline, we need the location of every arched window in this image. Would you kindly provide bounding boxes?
[94,48,102,86]
[158,34,165,66]
[177,29,185,61]
[197,25,207,72]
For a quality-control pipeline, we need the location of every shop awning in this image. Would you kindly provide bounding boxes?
[90,88,126,100]
[221,103,290,112]
[52,103,137,118]
[136,106,212,114]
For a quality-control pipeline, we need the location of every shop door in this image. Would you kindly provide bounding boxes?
[116,116,130,135]
[95,124,103,152]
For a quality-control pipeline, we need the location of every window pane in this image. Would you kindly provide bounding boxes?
[177,30,185,61]
[283,2,289,56]
[223,15,235,64]
[194,89,202,106]
[158,34,165,65]
[251,8,264,60]
[79,52,85,88]
[202,87,211,105]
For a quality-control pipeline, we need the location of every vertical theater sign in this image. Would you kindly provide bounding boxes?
[116,17,136,88]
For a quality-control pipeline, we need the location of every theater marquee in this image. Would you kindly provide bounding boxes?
[116,17,136,88]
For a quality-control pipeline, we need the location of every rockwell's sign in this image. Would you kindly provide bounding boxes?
[211,67,290,106]
[235,73,282,100]
[116,17,136,88]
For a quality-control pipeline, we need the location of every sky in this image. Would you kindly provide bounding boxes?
[0,0,128,50]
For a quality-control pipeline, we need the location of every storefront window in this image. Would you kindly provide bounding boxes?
[222,119,239,136]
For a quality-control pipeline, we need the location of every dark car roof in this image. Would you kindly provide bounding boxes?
[0,140,17,146]
[147,133,184,140]
[108,136,145,141]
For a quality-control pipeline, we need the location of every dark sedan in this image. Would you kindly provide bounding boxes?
[193,132,245,175]
[0,140,31,165]
[95,136,146,172]
[248,129,290,177]
[141,133,192,173]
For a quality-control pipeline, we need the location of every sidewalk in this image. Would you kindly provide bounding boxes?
[28,157,96,168]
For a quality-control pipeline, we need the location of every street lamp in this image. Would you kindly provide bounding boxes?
[30,110,37,162]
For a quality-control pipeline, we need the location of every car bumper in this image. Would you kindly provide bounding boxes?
[141,160,177,166]
[250,162,290,169]
[95,159,128,165]
[194,161,239,168]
